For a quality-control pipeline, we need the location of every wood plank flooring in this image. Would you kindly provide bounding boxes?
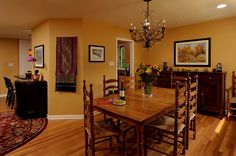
[1,97,236,156]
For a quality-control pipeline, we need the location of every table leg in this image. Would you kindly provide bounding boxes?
[136,124,144,156]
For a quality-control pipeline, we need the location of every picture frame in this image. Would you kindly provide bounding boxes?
[174,38,211,67]
[34,45,44,68]
[89,45,105,62]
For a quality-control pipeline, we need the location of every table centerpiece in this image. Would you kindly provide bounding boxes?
[136,63,161,97]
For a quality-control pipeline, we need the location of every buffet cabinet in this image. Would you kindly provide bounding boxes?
[15,80,47,119]
[156,71,226,118]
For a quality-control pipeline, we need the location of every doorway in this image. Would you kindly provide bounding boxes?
[116,38,134,78]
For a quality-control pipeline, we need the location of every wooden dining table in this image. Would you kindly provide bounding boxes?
[94,87,176,156]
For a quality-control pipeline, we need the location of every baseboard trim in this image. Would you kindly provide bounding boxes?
[47,111,101,120]
[0,94,7,97]
[47,115,83,120]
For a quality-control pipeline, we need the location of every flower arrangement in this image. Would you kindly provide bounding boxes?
[136,63,161,83]
[136,63,161,96]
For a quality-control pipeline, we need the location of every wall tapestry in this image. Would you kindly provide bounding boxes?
[56,37,77,92]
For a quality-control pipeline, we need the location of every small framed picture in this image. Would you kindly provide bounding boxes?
[89,45,105,62]
[174,38,211,67]
[34,45,44,68]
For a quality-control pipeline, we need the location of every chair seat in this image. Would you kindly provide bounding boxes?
[166,109,175,117]
[229,97,236,104]
[95,118,119,139]
[148,116,185,135]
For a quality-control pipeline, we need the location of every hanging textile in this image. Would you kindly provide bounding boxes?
[56,37,77,92]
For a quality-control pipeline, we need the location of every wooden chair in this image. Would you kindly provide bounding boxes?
[103,75,119,97]
[119,75,142,90]
[168,75,198,149]
[170,72,190,88]
[83,80,119,156]
[225,71,236,118]
[116,76,139,155]
[3,77,10,103]
[167,75,189,117]
[145,81,187,156]
[3,77,15,109]
[186,75,198,149]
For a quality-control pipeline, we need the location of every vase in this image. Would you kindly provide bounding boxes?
[143,81,153,97]
[163,62,168,72]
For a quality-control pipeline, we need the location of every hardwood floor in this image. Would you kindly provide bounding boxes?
[1,97,236,156]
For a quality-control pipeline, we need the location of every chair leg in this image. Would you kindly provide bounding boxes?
[85,132,89,156]
[123,132,127,156]
[182,127,186,155]
[193,118,196,139]
[8,91,15,110]
[6,90,10,105]
[186,120,189,150]
[109,137,113,147]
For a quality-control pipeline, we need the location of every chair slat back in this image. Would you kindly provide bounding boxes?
[83,80,95,144]
[171,72,190,89]
[103,75,119,97]
[175,80,187,135]
[8,78,14,92]
[232,71,236,97]
[3,77,10,88]
[188,75,198,117]
[119,76,142,90]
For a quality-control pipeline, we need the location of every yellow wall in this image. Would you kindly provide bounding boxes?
[0,39,18,94]
[32,18,145,115]
[146,16,236,88]
[32,21,50,81]
[29,16,236,115]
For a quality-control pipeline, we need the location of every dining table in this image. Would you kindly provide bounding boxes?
[94,87,176,156]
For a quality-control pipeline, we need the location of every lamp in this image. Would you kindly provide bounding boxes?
[26,49,37,75]
[26,49,37,62]
[129,0,165,49]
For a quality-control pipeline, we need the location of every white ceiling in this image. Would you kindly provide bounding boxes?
[0,0,236,39]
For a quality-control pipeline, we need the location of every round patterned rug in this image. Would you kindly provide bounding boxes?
[0,111,47,155]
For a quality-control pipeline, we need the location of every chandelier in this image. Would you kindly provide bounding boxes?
[129,0,166,49]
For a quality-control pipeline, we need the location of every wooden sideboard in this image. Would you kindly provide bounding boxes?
[15,80,47,118]
[156,71,226,118]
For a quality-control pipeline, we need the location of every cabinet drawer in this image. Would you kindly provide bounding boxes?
[199,74,221,82]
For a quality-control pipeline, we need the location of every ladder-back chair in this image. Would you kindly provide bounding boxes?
[225,71,236,118]
[145,81,187,155]
[186,75,198,149]
[83,80,119,156]
[103,75,119,97]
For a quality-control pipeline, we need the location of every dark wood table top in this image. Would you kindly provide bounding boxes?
[94,87,175,124]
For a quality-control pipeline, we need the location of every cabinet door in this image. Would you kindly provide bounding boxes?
[198,82,219,113]
[156,71,171,88]
[15,81,47,118]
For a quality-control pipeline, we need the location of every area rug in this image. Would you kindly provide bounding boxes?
[0,111,47,155]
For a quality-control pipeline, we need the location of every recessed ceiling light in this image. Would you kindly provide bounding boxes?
[217,3,227,9]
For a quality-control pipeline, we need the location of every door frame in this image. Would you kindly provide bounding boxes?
[116,37,134,78]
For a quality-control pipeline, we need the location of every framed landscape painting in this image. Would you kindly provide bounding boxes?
[174,38,211,66]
